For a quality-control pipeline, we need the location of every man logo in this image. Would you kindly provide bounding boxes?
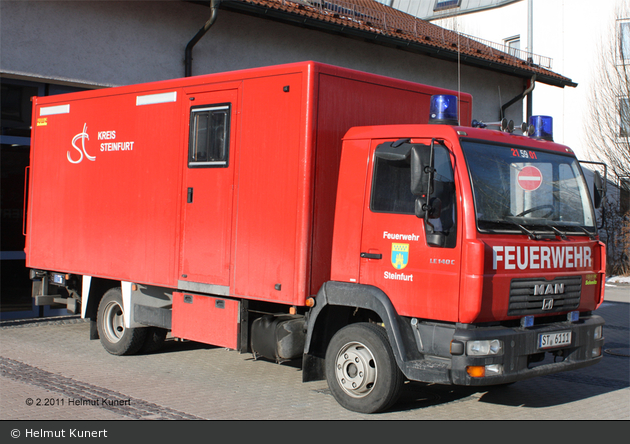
[542,298,554,310]
[534,283,565,296]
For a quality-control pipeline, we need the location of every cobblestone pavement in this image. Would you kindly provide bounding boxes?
[0,286,627,422]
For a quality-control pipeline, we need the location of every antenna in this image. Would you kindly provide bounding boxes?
[457,19,461,125]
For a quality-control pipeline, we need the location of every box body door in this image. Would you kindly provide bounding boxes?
[179,88,239,290]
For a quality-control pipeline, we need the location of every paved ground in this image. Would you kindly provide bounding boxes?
[0,285,627,426]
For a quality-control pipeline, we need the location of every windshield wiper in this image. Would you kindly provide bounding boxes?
[543,222,567,240]
[503,217,556,240]
[575,225,596,240]
[544,221,596,240]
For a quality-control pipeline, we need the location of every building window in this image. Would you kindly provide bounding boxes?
[504,35,521,57]
[434,0,462,12]
[188,104,230,167]
[620,178,629,215]
[619,19,630,62]
[620,97,630,138]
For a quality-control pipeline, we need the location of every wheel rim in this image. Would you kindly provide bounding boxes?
[102,300,125,344]
[334,341,377,398]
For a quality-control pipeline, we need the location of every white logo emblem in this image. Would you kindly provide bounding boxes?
[68,123,96,164]
[542,298,554,310]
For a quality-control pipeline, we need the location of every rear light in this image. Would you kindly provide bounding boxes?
[51,273,66,285]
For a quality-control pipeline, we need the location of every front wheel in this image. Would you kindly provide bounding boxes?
[97,287,147,356]
[325,322,403,413]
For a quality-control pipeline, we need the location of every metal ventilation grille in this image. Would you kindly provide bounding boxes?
[508,276,582,316]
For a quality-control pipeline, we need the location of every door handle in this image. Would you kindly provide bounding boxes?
[360,252,382,259]
[187,187,194,203]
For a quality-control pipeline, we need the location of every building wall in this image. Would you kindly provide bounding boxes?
[1,0,525,123]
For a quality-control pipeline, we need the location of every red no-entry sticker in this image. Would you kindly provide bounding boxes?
[517,166,543,191]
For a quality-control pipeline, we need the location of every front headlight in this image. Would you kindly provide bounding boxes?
[594,325,603,340]
[467,339,502,356]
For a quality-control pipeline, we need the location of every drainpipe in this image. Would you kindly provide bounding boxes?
[500,75,536,121]
[185,0,220,77]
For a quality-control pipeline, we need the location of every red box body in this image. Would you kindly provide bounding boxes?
[26,62,472,308]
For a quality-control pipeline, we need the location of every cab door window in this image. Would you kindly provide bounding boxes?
[370,144,457,247]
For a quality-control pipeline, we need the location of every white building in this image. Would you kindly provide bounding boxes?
[380,0,628,162]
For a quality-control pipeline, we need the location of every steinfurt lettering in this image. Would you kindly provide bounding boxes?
[384,271,414,281]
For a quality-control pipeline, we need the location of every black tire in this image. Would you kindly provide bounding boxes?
[325,322,403,413]
[139,327,168,354]
[96,288,147,356]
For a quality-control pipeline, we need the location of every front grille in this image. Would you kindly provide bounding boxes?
[508,276,582,316]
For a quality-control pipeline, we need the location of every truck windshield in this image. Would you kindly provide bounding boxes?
[461,140,596,236]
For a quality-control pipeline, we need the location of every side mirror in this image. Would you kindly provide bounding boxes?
[410,145,434,196]
[593,171,605,209]
[416,197,445,247]
[415,197,442,219]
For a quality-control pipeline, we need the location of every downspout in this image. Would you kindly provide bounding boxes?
[500,75,536,121]
[185,0,220,77]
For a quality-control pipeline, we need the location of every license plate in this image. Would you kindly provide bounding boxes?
[53,274,64,284]
[538,331,572,349]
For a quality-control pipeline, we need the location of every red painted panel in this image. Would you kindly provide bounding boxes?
[171,292,239,349]
[233,72,307,304]
[329,139,369,283]
[475,237,604,323]
[27,91,183,287]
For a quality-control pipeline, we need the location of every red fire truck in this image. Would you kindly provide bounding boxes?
[26,62,606,413]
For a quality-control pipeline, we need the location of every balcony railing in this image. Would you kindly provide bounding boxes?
[271,0,553,69]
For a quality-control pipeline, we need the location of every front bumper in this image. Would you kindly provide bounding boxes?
[447,314,605,386]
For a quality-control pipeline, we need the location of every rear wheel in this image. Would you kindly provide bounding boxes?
[96,288,146,355]
[325,322,403,413]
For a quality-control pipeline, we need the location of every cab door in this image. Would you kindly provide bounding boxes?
[179,88,239,292]
[358,140,462,321]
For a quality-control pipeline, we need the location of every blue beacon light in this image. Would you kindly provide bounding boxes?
[429,94,459,125]
[529,115,553,141]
